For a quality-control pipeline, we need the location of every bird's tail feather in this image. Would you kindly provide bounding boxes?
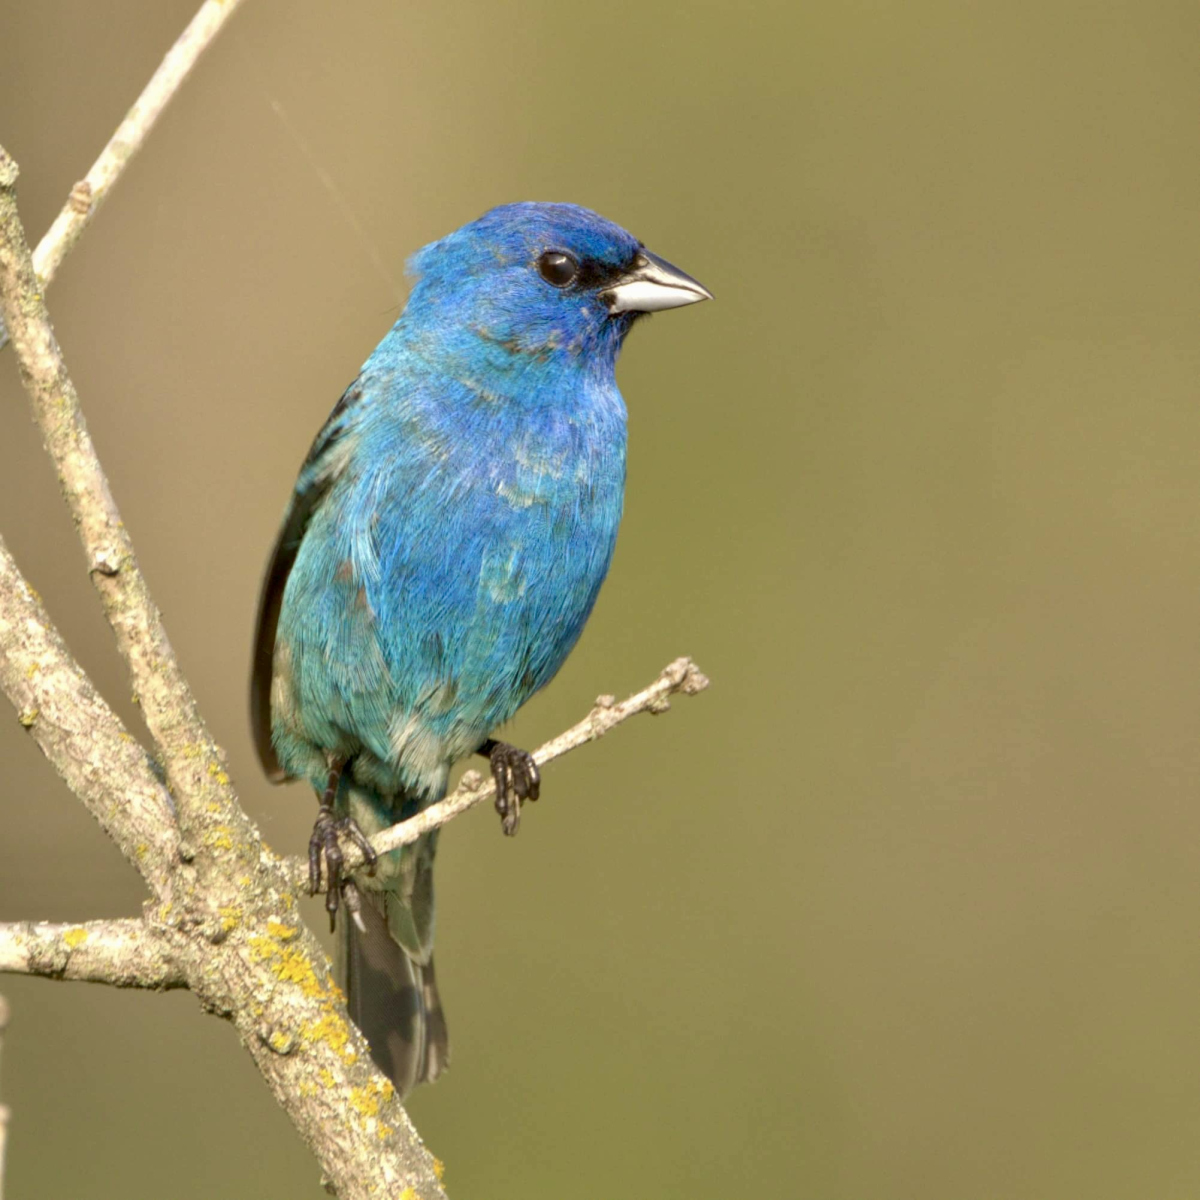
[340,886,449,1099]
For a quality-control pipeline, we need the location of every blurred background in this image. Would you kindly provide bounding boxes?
[2,0,1199,1196]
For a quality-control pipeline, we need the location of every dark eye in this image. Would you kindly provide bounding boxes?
[537,250,578,287]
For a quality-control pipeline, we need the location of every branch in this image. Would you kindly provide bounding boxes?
[0,920,183,989]
[0,534,178,893]
[376,655,709,854]
[0,146,446,1199]
[0,554,448,1200]
[0,146,251,853]
[0,0,247,351]
[290,657,711,887]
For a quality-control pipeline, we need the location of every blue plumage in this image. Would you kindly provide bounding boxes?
[251,202,709,1095]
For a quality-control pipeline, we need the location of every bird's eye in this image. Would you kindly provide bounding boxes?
[537,250,578,287]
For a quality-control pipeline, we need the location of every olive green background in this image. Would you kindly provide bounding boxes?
[2,1,1198,1196]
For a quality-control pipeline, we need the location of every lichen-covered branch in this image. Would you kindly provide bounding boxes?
[0,145,447,1198]
[0,535,178,893]
[0,920,183,989]
[0,146,252,859]
[290,657,711,889]
[0,0,247,351]
[0,555,446,1200]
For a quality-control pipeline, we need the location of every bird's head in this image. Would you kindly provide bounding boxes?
[398,202,711,384]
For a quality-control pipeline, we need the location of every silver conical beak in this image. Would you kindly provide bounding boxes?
[603,249,713,314]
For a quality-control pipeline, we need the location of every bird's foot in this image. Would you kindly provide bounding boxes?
[479,739,541,837]
[308,806,377,932]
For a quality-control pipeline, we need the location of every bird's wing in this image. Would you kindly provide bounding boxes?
[249,380,363,781]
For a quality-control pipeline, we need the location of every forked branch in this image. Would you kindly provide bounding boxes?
[0,139,447,1200]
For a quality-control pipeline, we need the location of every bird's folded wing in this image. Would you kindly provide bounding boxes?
[249,378,364,780]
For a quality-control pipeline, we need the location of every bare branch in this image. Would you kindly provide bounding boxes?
[0,0,247,351]
[0,920,183,989]
[289,657,711,887]
[375,655,709,855]
[0,535,178,892]
[0,146,249,851]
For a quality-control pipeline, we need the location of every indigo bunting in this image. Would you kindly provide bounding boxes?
[251,202,710,1096]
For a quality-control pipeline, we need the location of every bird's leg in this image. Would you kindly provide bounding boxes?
[308,755,378,931]
[478,738,541,837]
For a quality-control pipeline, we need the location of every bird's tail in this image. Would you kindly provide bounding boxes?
[340,886,448,1098]
[337,810,448,1099]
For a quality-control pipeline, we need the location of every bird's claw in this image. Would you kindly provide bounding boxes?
[307,809,377,931]
[486,740,541,837]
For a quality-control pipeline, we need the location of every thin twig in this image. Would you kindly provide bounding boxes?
[0,920,183,990]
[0,0,247,351]
[289,657,710,888]
[376,656,709,854]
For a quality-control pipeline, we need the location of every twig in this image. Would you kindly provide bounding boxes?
[288,657,710,888]
[0,920,183,990]
[0,993,8,1200]
[374,657,710,857]
[0,0,247,351]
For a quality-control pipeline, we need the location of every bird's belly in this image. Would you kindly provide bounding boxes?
[275,461,621,798]
[390,478,621,732]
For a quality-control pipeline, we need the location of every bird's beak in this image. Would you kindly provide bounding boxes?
[602,250,713,314]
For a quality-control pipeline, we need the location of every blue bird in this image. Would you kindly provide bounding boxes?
[251,202,710,1096]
